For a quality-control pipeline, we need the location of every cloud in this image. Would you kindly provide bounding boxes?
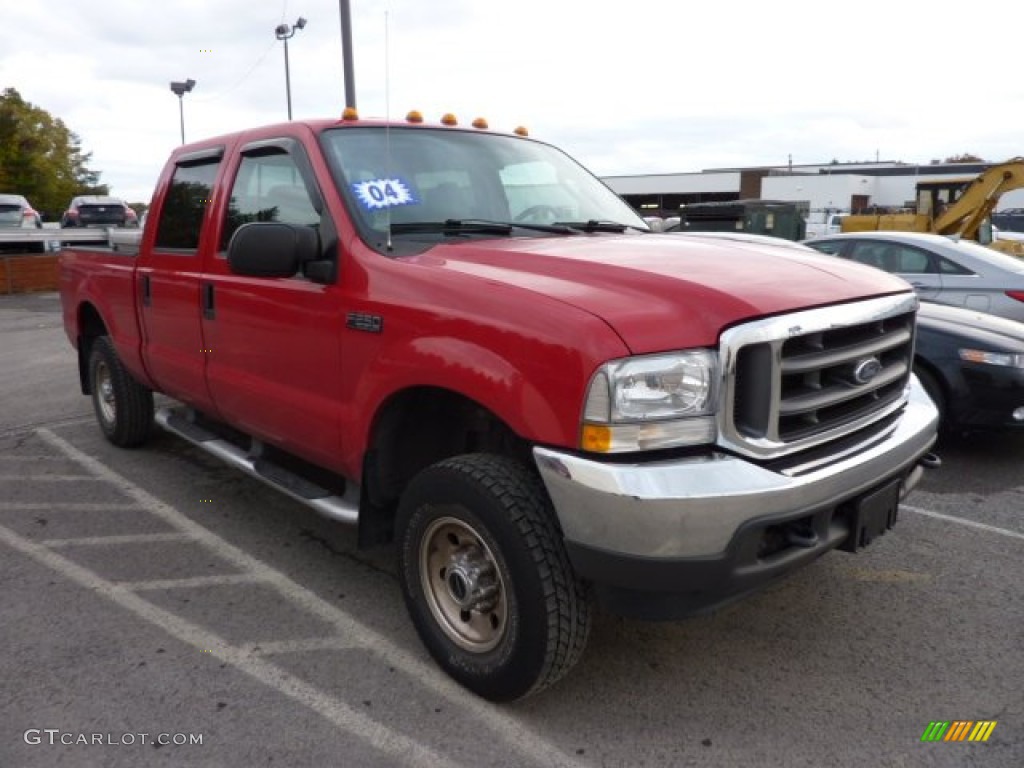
[2,0,1021,204]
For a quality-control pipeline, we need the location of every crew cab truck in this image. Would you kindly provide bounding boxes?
[59,111,940,701]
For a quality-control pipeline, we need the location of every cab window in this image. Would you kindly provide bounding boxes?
[220,150,320,252]
[154,159,220,252]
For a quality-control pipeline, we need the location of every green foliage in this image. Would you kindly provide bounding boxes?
[0,87,108,219]
[944,153,985,163]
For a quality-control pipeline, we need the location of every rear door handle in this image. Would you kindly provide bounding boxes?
[202,283,215,320]
[141,274,151,307]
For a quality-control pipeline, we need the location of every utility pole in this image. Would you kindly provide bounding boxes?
[169,79,196,144]
[339,0,357,108]
[275,17,307,120]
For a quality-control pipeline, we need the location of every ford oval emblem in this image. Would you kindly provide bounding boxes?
[853,357,882,385]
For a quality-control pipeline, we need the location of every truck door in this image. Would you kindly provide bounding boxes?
[138,148,223,413]
[199,138,345,472]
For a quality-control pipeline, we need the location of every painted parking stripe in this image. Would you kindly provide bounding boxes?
[240,637,359,656]
[42,532,194,548]
[0,522,461,768]
[903,505,1024,542]
[34,428,590,768]
[123,574,266,591]
[0,474,96,481]
[0,502,139,512]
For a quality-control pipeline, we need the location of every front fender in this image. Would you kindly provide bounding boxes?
[352,334,572,449]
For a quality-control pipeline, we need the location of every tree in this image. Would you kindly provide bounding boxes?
[0,87,107,219]
[944,153,985,163]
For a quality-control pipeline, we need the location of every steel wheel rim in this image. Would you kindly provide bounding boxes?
[94,360,116,424]
[419,515,507,653]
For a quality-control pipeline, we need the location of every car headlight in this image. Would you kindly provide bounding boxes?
[580,350,718,453]
[958,348,1024,368]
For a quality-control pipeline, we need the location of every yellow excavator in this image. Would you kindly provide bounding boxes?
[840,158,1024,256]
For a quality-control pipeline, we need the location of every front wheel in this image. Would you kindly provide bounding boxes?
[88,336,154,447]
[396,454,591,701]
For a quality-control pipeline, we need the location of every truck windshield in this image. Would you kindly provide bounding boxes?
[319,126,648,243]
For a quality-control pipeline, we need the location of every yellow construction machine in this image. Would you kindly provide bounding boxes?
[840,158,1024,256]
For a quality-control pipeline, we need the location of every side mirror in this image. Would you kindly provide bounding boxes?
[227,222,318,277]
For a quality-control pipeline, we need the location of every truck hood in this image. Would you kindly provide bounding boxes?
[408,234,912,353]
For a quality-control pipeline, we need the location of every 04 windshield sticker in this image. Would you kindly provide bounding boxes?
[352,178,418,210]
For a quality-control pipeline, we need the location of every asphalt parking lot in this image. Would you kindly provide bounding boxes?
[1,291,1021,767]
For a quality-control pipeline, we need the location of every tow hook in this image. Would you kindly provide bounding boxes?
[900,452,941,500]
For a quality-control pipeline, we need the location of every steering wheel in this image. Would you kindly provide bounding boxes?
[514,205,562,223]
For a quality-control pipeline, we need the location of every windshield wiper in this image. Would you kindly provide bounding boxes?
[553,219,635,233]
[389,220,513,235]
[389,219,580,236]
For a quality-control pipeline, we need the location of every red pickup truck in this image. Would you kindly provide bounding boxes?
[59,112,939,701]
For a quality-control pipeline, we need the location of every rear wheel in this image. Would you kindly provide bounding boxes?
[396,454,591,701]
[88,336,153,447]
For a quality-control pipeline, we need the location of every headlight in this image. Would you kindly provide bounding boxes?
[581,350,717,453]
[958,348,1024,368]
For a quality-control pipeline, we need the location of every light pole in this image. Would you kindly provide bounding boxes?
[169,79,196,144]
[275,17,306,120]
[339,0,356,109]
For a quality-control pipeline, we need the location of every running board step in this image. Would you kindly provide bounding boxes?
[156,406,359,524]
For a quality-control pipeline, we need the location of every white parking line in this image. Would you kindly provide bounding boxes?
[33,428,589,768]
[0,455,73,462]
[123,574,266,591]
[41,532,194,548]
[903,505,1024,541]
[0,522,460,768]
[0,474,98,481]
[0,502,139,512]
[241,637,359,656]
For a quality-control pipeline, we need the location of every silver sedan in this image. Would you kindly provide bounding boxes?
[803,231,1024,322]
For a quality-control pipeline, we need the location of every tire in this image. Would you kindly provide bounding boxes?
[88,336,154,447]
[914,365,947,429]
[396,454,591,701]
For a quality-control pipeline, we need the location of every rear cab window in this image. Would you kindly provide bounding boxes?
[154,151,223,253]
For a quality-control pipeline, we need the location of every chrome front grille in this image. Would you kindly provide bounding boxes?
[719,294,918,460]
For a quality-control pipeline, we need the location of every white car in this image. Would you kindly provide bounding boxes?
[0,193,45,252]
[804,231,1024,322]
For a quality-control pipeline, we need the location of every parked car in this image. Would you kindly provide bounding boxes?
[667,230,813,251]
[60,196,139,229]
[0,193,43,229]
[0,193,45,252]
[915,302,1024,432]
[57,114,939,701]
[803,231,1024,322]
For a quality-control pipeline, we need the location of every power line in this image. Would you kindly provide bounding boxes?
[191,38,278,103]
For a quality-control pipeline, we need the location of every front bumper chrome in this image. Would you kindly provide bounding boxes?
[534,377,939,563]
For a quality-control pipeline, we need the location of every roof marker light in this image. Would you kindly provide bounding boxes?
[513,125,529,137]
[341,106,359,121]
[440,113,458,126]
[406,110,423,123]
[472,117,488,129]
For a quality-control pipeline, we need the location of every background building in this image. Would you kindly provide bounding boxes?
[603,159,1024,232]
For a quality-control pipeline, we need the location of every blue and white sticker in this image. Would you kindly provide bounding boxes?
[352,178,417,210]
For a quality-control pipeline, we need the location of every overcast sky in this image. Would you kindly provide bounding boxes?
[3,0,1023,204]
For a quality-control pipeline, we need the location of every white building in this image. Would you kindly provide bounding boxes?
[602,160,1024,229]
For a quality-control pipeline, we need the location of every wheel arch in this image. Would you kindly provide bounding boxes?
[357,386,533,548]
[913,355,951,423]
[76,301,108,394]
